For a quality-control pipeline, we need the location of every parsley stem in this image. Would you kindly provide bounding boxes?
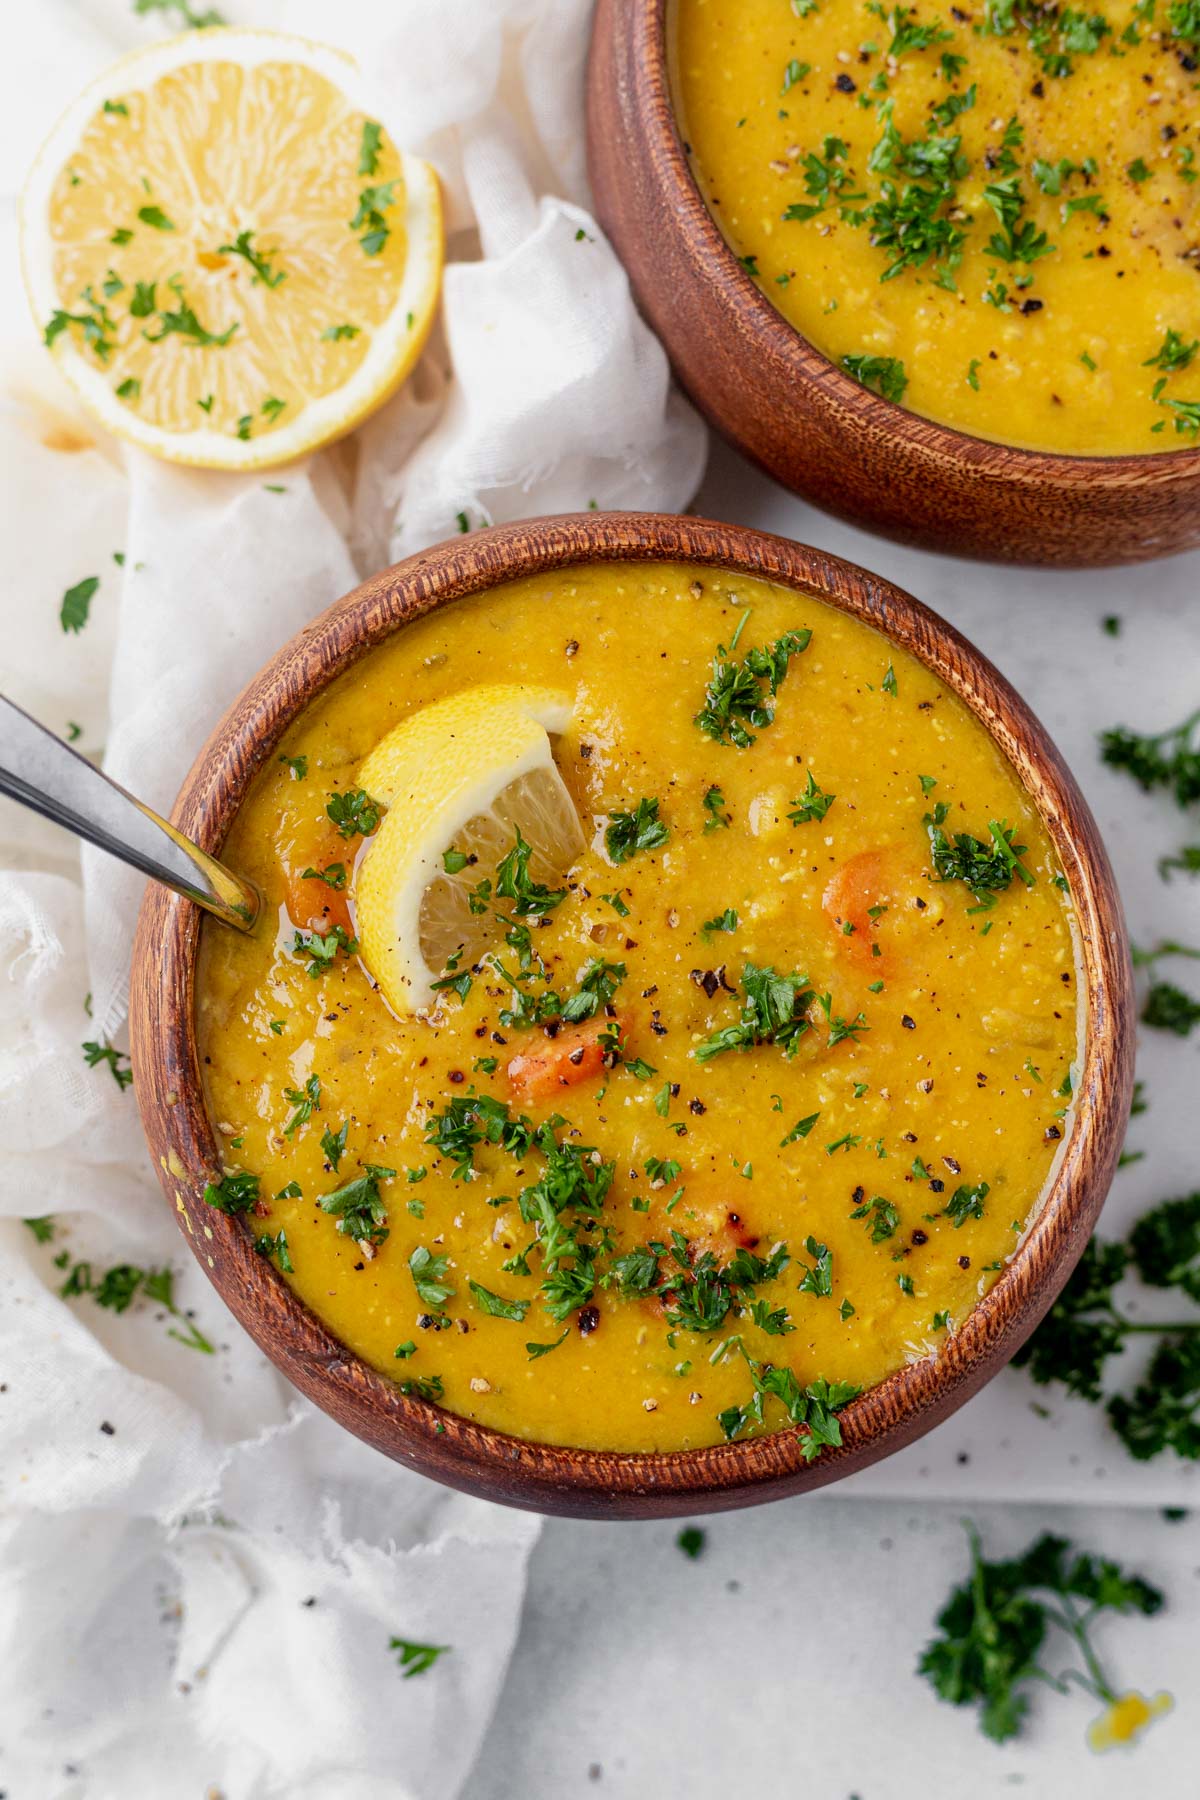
[1042,1598,1118,1705]
[1117,1319,1200,1334]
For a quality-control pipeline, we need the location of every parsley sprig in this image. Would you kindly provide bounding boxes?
[1013,1210,1200,1459]
[919,1523,1163,1743]
[1099,706,1200,810]
[58,1255,213,1352]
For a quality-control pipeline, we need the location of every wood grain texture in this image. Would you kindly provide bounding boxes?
[586,0,1200,568]
[129,513,1135,1517]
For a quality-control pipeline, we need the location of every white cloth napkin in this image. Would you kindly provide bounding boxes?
[0,4,704,1796]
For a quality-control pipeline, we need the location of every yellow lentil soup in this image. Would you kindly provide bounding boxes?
[196,563,1080,1455]
[671,0,1200,454]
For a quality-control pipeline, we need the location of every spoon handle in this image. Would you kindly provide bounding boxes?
[0,695,260,933]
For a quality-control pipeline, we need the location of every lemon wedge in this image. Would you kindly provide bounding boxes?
[355,686,583,1015]
[20,29,442,469]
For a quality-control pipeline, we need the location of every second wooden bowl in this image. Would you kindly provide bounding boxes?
[130,512,1133,1517]
[586,0,1200,567]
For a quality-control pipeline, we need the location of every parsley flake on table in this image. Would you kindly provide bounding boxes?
[82,1038,133,1089]
[60,576,99,634]
[389,1636,451,1678]
[1014,1207,1200,1460]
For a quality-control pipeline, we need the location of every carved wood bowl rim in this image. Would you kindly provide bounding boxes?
[583,0,1200,563]
[130,511,1133,1518]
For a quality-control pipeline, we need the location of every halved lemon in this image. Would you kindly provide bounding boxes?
[19,29,442,469]
[355,686,583,1016]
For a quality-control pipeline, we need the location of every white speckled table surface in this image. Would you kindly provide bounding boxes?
[462,438,1200,1800]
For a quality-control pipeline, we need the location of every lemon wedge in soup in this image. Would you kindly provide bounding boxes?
[355,685,582,1015]
[20,29,442,469]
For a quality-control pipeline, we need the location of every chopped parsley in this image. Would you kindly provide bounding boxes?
[850,1194,900,1242]
[142,277,238,347]
[351,182,397,257]
[694,962,815,1062]
[796,1235,833,1297]
[292,923,357,978]
[606,797,670,863]
[326,788,380,838]
[787,771,835,824]
[715,1344,859,1459]
[944,1181,989,1227]
[694,627,811,747]
[321,1165,395,1246]
[282,1074,320,1137]
[217,228,285,287]
[842,353,907,404]
[467,1279,528,1321]
[253,1230,293,1273]
[359,120,384,177]
[924,803,1034,908]
[701,907,738,937]
[702,783,730,831]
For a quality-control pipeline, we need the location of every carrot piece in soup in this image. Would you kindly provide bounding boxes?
[507,1018,616,1102]
[822,848,895,968]
[282,833,354,936]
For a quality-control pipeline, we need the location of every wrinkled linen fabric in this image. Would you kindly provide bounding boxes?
[0,2,706,1795]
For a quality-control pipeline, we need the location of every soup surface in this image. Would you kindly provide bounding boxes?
[196,563,1080,1454]
[671,0,1200,454]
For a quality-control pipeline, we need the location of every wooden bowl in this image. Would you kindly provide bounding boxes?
[130,512,1133,1517]
[586,0,1200,568]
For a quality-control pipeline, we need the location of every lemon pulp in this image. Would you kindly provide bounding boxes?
[354,686,582,1015]
[21,31,442,467]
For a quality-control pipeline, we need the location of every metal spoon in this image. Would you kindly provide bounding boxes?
[0,694,260,932]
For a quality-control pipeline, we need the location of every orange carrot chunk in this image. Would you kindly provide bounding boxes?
[822,848,892,968]
[506,1017,617,1103]
[282,832,354,936]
